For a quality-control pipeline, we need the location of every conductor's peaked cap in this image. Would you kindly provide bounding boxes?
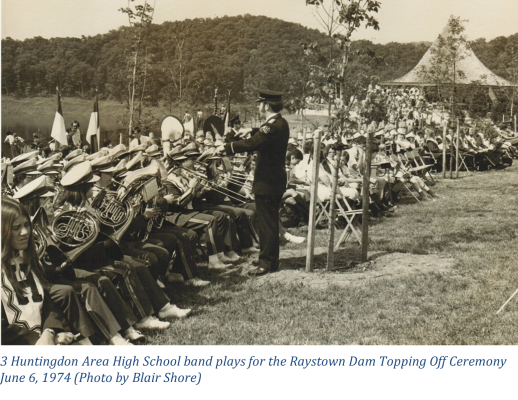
[255,89,284,102]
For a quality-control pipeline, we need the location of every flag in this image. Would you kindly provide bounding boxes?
[50,89,67,147]
[86,91,100,151]
[488,87,497,103]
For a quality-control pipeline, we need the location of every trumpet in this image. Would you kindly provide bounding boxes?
[177,166,251,203]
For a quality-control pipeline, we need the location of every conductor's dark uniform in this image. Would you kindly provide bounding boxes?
[224,91,289,275]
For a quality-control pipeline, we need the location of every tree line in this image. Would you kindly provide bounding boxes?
[2,15,517,111]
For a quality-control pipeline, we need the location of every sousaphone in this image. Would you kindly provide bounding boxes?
[161,115,184,155]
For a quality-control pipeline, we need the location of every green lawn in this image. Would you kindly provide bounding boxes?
[148,165,518,345]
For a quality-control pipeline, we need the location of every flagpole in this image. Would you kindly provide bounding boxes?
[96,89,100,151]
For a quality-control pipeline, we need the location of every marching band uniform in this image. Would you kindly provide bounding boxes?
[223,90,290,276]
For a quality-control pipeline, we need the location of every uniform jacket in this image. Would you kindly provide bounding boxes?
[224,113,289,195]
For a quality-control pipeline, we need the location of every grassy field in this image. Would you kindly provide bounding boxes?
[1,95,325,135]
[145,165,518,345]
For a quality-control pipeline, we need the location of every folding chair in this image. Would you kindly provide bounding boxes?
[333,195,363,249]
[408,150,435,183]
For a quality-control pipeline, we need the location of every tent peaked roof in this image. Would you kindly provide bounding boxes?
[382,21,515,87]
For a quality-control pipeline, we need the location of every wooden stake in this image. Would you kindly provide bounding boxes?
[361,129,373,263]
[306,129,321,272]
[442,124,447,179]
[496,288,518,314]
[449,125,454,179]
[302,127,307,154]
[327,149,342,271]
[455,119,460,179]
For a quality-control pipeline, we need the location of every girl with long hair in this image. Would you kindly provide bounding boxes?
[1,198,85,345]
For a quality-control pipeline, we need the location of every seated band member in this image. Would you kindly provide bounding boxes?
[163,152,234,269]
[56,161,191,326]
[1,198,85,345]
[13,177,143,344]
[92,154,179,289]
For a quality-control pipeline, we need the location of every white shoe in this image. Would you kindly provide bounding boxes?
[158,304,192,319]
[185,277,210,287]
[218,254,237,263]
[242,246,260,255]
[209,261,232,269]
[134,316,171,330]
[223,251,241,262]
[284,232,306,244]
[166,273,185,283]
[124,327,145,343]
[109,333,134,345]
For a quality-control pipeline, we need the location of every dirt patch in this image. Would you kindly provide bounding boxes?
[247,247,456,289]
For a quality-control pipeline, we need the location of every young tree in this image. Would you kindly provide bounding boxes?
[119,0,156,142]
[417,15,470,117]
[304,0,381,270]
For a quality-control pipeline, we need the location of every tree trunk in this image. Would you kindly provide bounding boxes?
[361,130,373,263]
[306,129,322,273]
[327,149,342,270]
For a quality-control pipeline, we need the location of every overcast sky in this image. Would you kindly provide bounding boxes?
[2,0,517,43]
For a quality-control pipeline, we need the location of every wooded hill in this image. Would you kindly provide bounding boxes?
[2,15,517,108]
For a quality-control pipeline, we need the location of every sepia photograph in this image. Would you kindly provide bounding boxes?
[1,0,517,352]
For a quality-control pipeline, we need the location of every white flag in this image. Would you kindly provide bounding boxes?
[51,91,67,146]
[50,111,67,146]
[86,111,99,146]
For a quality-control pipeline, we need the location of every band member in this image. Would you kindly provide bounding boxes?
[56,161,192,325]
[14,175,147,344]
[221,89,290,276]
[129,126,151,150]
[1,198,88,345]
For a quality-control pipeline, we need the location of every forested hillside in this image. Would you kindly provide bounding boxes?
[2,15,517,107]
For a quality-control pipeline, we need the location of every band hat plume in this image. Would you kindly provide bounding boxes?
[13,175,55,200]
[61,161,100,187]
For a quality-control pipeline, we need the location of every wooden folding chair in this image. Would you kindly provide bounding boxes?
[333,196,363,249]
